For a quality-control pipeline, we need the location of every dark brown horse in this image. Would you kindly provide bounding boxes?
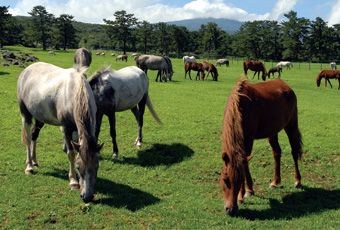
[219,79,303,216]
[202,61,219,81]
[267,66,282,79]
[243,60,267,81]
[116,54,128,62]
[316,70,340,89]
[184,62,205,80]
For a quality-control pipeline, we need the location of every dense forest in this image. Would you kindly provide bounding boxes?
[0,5,339,62]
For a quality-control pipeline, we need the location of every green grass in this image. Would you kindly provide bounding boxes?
[0,46,339,229]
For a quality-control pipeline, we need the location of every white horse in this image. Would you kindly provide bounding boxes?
[17,62,102,203]
[89,66,162,159]
[330,62,337,70]
[183,56,196,64]
[135,55,173,82]
[276,61,293,69]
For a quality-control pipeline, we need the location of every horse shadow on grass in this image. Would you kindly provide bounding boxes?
[0,71,10,77]
[115,143,194,167]
[44,168,160,212]
[237,186,340,220]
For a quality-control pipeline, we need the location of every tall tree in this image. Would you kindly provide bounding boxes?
[136,20,153,54]
[199,23,223,59]
[307,17,331,62]
[281,11,310,61]
[155,22,172,55]
[0,6,12,48]
[104,10,138,54]
[172,26,190,56]
[28,5,54,50]
[55,14,76,50]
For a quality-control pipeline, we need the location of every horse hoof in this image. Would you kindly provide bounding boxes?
[270,182,278,188]
[245,191,254,197]
[112,153,118,160]
[32,162,39,167]
[295,182,302,188]
[25,167,33,175]
[70,183,80,190]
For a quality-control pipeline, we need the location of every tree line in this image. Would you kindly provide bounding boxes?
[1,5,339,62]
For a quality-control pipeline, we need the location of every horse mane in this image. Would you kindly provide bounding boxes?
[73,67,97,162]
[222,78,249,175]
[88,66,112,85]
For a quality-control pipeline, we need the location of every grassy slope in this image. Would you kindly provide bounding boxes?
[0,47,339,229]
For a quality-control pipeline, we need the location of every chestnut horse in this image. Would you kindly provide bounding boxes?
[202,61,219,81]
[243,60,267,81]
[316,70,340,89]
[219,79,303,215]
[184,62,205,80]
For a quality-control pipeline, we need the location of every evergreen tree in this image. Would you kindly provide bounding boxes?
[104,10,138,54]
[0,6,12,48]
[28,5,55,50]
[55,14,77,50]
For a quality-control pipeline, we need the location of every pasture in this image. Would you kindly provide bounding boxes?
[0,46,339,229]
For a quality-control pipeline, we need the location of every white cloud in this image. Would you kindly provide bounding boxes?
[8,0,297,24]
[268,0,298,20]
[328,0,340,26]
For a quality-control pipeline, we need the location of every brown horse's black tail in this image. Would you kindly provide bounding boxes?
[243,62,247,75]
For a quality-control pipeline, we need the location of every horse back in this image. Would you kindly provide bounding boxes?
[240,80,297,138]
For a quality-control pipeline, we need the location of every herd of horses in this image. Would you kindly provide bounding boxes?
[16,47,338,214]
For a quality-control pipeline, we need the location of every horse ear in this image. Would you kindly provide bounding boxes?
[222,152,229,163]
[71,141,80,152]
[96,143,104,152]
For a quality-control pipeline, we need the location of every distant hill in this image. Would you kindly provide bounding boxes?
[166,18,243,33]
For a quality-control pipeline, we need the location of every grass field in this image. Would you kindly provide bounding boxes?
[0,46,339,229]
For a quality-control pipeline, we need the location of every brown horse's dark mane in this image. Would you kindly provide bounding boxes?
[222,79,249,175]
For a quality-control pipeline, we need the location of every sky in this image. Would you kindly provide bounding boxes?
[1,0,339,26]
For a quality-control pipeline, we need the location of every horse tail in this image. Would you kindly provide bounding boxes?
[243,62,247,75]
[146,95,162,125]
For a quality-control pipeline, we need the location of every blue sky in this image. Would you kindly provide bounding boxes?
[1,0,339,26]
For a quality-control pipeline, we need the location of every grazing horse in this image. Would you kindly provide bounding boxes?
[316,70,340,89]
[202,61,219,81]
[220,79,303,215]
[183,55,196,64]
[276,61,293,69]
[330,62,337,70]
[216,59,229,67]
[89,66,162,159]
[184,62,205,80]
[243,60,267,81]
[116,54,128,62]
[267,66,282,79]
[17,62,102,203]
[135,55,173,82]
[74,48,92,67]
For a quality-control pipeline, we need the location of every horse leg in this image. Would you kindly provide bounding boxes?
[131,94,147,147]
[95,112,104,141]
[30,120,44,167]
[107,112,119,159]
[268,135,282,188]
[63,127,79,190]
[244,138,254,197]
[284,120,302,188]
[189,70,192,80]
[252,71,256,79]
[338,78,340,90]
[327,78,333,88]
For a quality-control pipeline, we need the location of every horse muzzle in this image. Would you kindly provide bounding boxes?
[80,193,94,203]
[224,204,238,216]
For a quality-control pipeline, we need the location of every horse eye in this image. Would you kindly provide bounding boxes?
[224,178,231,189]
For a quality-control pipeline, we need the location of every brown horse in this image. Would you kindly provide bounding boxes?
[219,79,303,216]
[267,66,282,79]
[243,60,267,81]
[184,62,205,80]
[202,61,219,81]
[316,70,340,89]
